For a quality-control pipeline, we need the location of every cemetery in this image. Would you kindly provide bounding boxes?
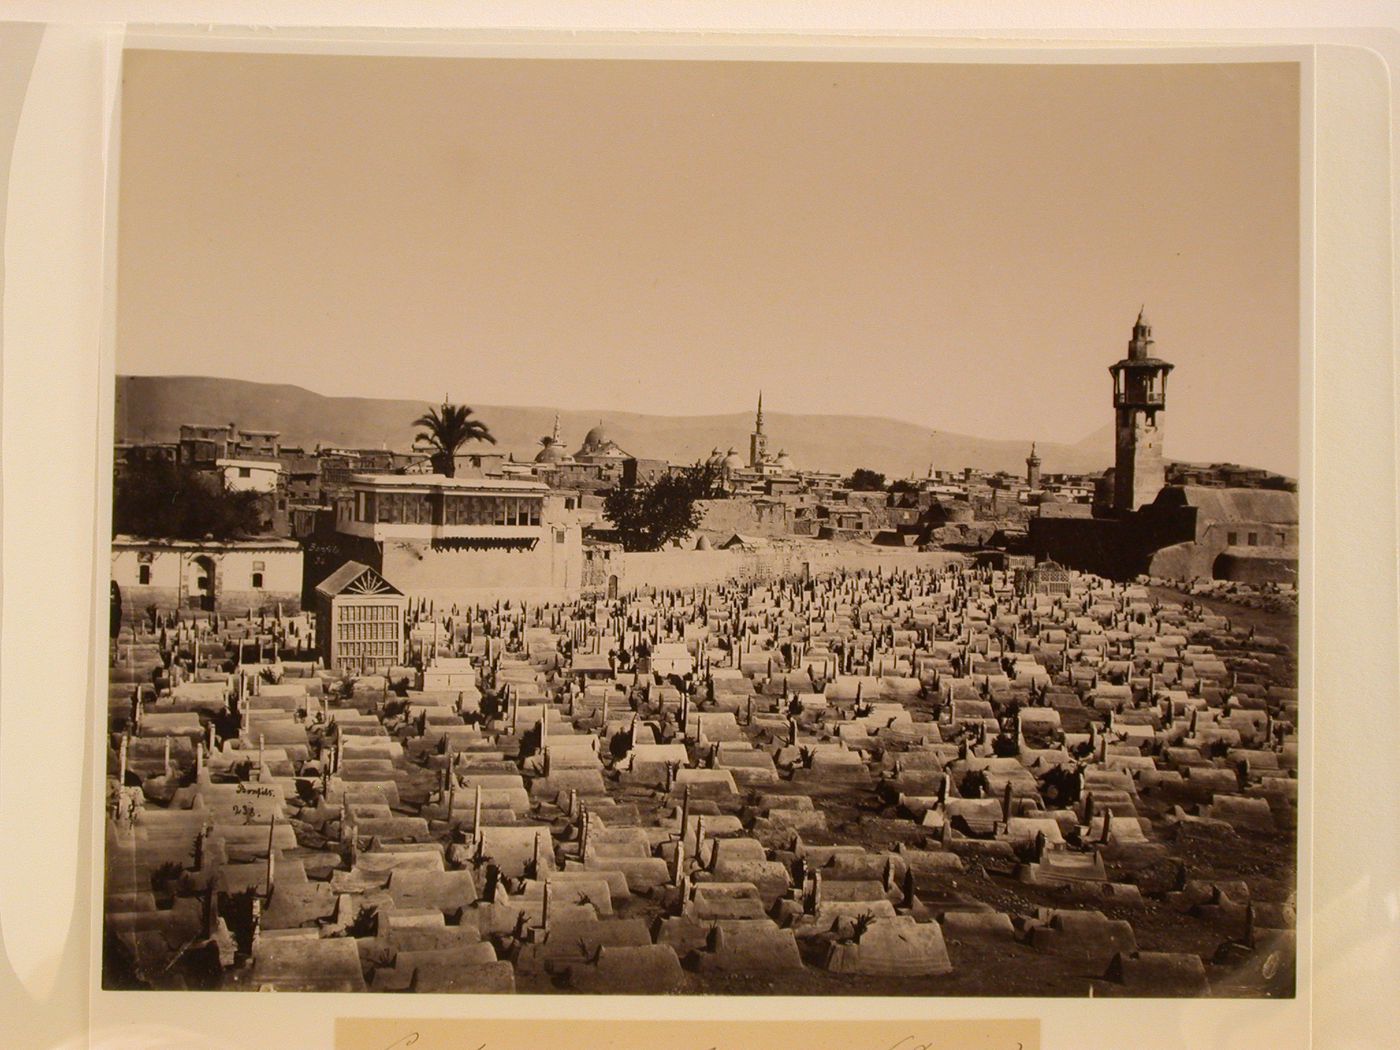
[102,562,1298,997]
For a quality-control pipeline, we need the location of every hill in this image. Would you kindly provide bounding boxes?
[115,375,1113,478]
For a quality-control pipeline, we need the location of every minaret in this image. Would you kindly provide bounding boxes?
[1025,442,1042,490]
[1109,308,1174,511]
[551,414,561,445]
[749,391,769,468]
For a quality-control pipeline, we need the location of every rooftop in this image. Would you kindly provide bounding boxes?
[113,534,302,550]
[348,473,549,492]
[217,458,285,471]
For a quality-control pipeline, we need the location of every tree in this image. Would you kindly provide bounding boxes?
[412,401,496,477]
[604,461,726,552]
[113,460,264,540]
[889,478,920,494]
[845,468,887,491]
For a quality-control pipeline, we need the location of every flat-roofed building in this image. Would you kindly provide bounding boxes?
[111,535,303,616]
[234,428,281,459]
[217,458,283,494]
[314,474,585,604]
[178,423,235,468]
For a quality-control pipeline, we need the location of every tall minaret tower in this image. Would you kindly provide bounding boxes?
[1025,442,1042,490]
[1109,308,1174,511]
[749,391,769,468]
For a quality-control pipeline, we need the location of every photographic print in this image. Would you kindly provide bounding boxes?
[101,48,1301,999]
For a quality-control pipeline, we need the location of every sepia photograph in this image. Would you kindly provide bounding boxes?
[101,46,1302,1002]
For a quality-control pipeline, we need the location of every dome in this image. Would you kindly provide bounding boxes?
[534,441,568,464]
[721,448,745,472]
[774,449,795,470]
[581,424,609,451]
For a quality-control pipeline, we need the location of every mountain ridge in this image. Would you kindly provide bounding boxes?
[115,375,1115,478]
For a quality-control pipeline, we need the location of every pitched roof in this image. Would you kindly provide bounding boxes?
[314,561,403,599]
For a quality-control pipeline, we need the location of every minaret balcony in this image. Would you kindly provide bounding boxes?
[1114,392,1165,409]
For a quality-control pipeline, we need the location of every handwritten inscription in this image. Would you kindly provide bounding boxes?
[340,1021,1038,1050]
[376,1038,1023,1050]
[236,784,278,797]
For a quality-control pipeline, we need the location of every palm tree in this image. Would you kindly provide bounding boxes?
[412,401,496,477]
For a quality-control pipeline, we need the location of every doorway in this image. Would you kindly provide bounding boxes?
[188,555,217,612]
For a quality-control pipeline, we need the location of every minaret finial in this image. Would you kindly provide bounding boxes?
[756,391,764,432]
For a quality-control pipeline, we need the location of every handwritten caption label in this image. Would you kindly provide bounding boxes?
[336,1018,1039,1050]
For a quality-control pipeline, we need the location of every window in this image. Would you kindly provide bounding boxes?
[1247,532,1258,547]
[1227,532,1238,545]
[238,467,251,478]
[138,564,151,585]
[252,572,264,589]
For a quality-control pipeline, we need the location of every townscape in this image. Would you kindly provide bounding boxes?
[103,312,1299,997]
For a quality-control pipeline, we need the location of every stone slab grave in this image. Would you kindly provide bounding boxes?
[168,682,229,712]
[250,931,366,991]
[542,737,602,775]
[691,917,806,974]
[924,797,1003,836]
[136,711,204,741]
[371,942,511,992]
[619,743,689,786]
[1099,950,1210,996]
[683,881,768,922]
[824,914,953,976]
[476,825,554,879]
[532,767,609,804]
[568,943,686,994]
[440,775,530,817]
[1202,794,1277,832]
[1025,908,1138,961]
[322,779,401,809]
[673,768,739,799]
[519,872,616,917]
[714,747,780,785]
[332,847,445,893]
[938,908,1016,941]
[511,916,652,972]
[383,867,479,913]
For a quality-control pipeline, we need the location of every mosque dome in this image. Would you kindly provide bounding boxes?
[722,448,745,472]
[534,441,568,464]
[580,424,609,451]
[774,449,795,470]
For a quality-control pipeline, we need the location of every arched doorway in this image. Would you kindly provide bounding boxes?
[187,554,217,612]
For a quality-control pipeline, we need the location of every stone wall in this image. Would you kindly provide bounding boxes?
[615,545,967,593]
[377,531,584,605]
[693,499,793,540]
[112,545,303,617]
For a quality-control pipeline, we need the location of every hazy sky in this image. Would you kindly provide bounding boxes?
[118,52,1300,475]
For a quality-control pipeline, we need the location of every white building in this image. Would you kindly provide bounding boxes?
[217,457,283,494]
[323,474,585,604]
[111,535,303,617]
